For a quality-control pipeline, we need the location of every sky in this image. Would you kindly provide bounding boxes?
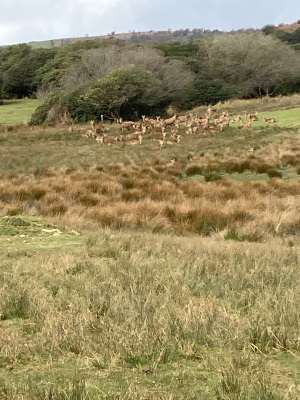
[0,0,299,46]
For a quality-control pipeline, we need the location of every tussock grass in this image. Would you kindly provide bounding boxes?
[1,167,300,240]
[0,222,300,398]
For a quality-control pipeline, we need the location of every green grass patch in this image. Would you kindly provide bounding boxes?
[0,216,83,254]
[0,99,39,125]
[29,40,53,49]
[258,107,300,127]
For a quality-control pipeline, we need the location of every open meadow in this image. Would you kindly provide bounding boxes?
[0,96,300,399]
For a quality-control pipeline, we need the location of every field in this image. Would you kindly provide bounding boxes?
[0,96,300,399]
[0,99,39,125]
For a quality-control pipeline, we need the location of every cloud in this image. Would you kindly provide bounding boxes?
[0,0,299,45]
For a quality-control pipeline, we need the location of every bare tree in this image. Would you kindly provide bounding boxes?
[204,32,300,97]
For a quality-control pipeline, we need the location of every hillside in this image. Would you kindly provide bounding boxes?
[27,27,260,49]
[277,20,300,33]
[0,21,299,51]
[21,21,300,49]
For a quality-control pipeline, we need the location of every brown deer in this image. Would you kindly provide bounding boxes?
[90,120,105,134]
[240,121,252,129]
[263,117,277,123]
[128,134,143,145]
[118,118,136,131]
[162,115,177,128]
[81,130,93,138]
[246,111,258,121]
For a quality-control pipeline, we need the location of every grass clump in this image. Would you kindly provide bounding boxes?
[185,164,203,176]
[204,171,223,182]
[267,169,283,178]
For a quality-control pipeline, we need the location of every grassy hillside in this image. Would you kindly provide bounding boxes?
[0,96,300,398]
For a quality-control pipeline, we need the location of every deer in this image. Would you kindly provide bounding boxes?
[127,126,146,140]
[90,120,105,134]
[119,118,136,131]
[95,135,104,144]
[263,117,277,123]
[217,121,230,131]
[128,134,143,145]
[240,121,252,129]
[166,157,177,167]
[92,131,103,140]
[166,135,182,144]
[246,111,258,121]
[199,117,210,127]
[103,135,118,146]
[208,124,221,133]
[230,115,242,123]
[170,128,180,138]
[153,137,164,150]
[142,115,159,128]
[153,125,166,135]
[81,130,93,138]
[162,115,177,128]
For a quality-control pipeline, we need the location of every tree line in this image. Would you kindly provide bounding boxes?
[0,31,299,123]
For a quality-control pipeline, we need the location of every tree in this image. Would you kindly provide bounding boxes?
[83,66,167,119]
[189,75,237,106]
[1,48,55,98]
[60,46,195,112]
[204,33,300,97]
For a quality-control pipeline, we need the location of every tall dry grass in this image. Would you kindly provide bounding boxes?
[0,161,300,241]
[0,229,299,398]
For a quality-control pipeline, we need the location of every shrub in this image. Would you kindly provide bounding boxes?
[28,90,63,125]
[224,229,241,241]
[224,160,250,173]
[121,178,135,189]
[267,169,283,178]
[255,163,274,174]
[204,171,223,182]
[1,289,31,320]
[185,164,203,176]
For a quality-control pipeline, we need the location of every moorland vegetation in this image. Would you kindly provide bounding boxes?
[0,23,300,400]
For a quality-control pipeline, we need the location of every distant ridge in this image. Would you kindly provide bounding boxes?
[27,27,259,49]
[2,22,298,50]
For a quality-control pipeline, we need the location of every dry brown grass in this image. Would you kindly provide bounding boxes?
[0,163,300,241]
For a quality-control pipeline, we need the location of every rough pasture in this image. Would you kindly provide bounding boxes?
[0,97,300,399]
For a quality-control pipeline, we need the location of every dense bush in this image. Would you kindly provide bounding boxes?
[28,91,63,125]
[189,75,238,106]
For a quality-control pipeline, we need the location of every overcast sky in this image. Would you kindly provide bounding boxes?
[0,0,299,46]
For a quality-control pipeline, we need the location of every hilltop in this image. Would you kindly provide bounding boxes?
[28,27,259,49]
[277,20,300,33]
[0,21,298,50]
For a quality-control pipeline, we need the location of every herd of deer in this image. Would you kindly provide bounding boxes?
[78,108,277,148]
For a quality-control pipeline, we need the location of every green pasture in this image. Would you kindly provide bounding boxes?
[229,107,300,128]
[0,99,39,125]
[254,107,300,127]
[29,40,53,49]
